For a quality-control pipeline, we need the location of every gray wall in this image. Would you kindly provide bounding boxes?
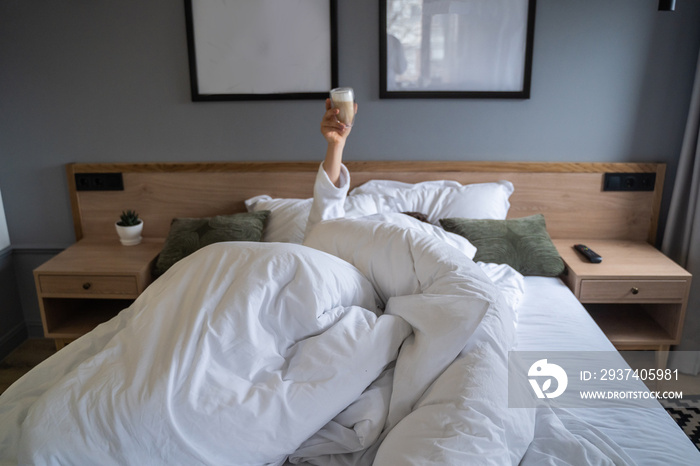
[1,1,700,342]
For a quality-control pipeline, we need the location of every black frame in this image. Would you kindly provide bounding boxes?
[380,0,537,99]
[185,0,338,101]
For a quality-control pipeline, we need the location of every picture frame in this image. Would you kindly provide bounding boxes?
[380,0,537,99]
[184,0,338,101]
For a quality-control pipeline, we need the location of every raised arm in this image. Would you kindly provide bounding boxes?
[320,98,357,187]
[304,99,358,239]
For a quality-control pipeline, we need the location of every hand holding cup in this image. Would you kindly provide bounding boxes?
[329,87,356,127]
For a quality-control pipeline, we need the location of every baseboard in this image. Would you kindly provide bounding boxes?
[0,322,28,361]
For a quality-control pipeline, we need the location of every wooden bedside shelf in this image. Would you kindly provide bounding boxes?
[38,298,133,338]
[34,239,163,349]
[553,239,692,368]
[585,304,676,346]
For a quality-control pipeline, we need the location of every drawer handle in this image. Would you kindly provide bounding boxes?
[631,286,639,295]
[82,282,91,290]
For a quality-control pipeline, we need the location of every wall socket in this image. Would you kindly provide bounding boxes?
[74,173,124,191]
[603,173,656,191]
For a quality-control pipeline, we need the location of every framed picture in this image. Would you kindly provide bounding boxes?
[185,0,338,101]
[380,0,536,99]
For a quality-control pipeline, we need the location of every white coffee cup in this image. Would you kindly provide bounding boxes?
[329,87,355,127]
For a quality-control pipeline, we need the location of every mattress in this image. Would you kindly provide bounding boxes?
[515,276,700,463]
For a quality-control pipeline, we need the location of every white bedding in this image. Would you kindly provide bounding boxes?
[2,242,410,465]
[516,277,700,464]
[0,218,698,465]
[0,218,509,465]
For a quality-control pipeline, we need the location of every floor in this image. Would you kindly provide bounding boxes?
[0,338,56,395]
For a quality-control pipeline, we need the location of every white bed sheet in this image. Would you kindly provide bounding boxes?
[515,276,700,464]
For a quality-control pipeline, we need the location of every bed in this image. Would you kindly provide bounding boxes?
[0,161,697,465]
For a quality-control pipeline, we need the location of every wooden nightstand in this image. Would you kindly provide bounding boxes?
[553,239,692,369]
[33,239,163,350]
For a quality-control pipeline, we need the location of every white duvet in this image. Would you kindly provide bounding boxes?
[0,216,633,465]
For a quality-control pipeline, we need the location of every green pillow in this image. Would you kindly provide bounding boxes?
[439,214,565,276]
[153,211,270,276]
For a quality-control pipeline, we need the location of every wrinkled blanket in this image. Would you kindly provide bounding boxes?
[0,217,633,465]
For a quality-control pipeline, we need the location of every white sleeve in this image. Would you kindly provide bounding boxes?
[304,163,351,238]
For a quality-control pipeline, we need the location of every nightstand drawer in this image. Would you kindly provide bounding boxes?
[38,274,139,297]
[579,279,687,302]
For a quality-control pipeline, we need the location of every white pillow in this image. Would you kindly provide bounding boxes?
[351,179,514,223]
[344,193,395,218]
[246,179,514,243]
[245,195,311,244]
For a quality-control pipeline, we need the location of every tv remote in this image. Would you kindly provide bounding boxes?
[573,244,602,263]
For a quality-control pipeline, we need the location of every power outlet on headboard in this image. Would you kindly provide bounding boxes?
[603,172,656,191]
[74,173,124,191]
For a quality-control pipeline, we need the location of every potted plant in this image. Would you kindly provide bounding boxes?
[115,210,143,246]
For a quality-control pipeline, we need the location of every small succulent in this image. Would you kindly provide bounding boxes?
[117,210,141,227]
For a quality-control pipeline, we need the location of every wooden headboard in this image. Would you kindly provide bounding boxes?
[66,161,665,243]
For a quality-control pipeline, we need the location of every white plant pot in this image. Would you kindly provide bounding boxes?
[115,220,143,246]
